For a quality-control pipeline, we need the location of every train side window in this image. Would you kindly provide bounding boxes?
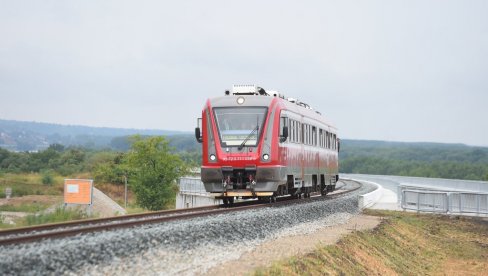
[305,125,310,145]
[290,120,295,143]
[308,125,311,145]
[324,131,326,148]
[295,121,298,143]
[305,125,308,145]
[307,125,310,145]
[280,117,288,142]
[326,131,330,149]
[332,134,336,150]
[309,125,312,145]
[321,130,323,148]
[290,120,293,143]
[322,129,325,148]
[294,120,298,143]
[297,123,300,144]
[319,129,322,147]
[307,126,310,146]
[296,122,299,143]
[322,129,326,148]
[312,126,316,146]
[292,120,296,143]
[290,120,294,143]
[325,131,328,148]
[330,133,333,149]
[298,122,302,143]
[301,123,303,144]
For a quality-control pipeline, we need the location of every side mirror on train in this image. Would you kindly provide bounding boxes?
[280,126,288,143]
[195,127,203,143]
[195,118,203,143]
[337,138,341,152]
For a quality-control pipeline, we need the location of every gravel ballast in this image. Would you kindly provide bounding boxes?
[0,180,374,275]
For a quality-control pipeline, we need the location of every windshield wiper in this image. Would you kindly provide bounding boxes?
[238,125,259,150]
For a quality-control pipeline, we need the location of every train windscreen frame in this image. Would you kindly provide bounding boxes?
[213,107,268,147]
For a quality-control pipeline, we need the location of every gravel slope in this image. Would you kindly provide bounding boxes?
[0,180,374,275]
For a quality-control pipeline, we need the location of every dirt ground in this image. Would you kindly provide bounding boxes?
[0,195,62,207]
[0,195,63,224]
[205,214,382,276]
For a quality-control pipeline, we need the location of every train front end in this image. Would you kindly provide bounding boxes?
[195,85,287,203]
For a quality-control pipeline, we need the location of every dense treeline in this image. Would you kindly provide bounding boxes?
[1,137,487,182]
[0,144,88,176]
[339,140,488,181]
[0,136,200,177]
[340,157,488,180]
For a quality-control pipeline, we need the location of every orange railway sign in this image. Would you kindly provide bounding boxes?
[64,179,93,205]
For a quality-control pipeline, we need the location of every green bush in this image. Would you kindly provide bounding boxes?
[41,170,54,185]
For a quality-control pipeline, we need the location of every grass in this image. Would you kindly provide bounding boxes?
[21,207,89,226]
[0,202,52,213]
[0,206,93,229]
[255,210,488,275]
[0,214,10,228]
[0,173,64,197]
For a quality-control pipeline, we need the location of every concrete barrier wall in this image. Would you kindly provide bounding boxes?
[176,193,221,209]
[348,178,383,209]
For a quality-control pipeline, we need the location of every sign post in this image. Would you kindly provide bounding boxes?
[5,187,12,199]
[64,179,94,214]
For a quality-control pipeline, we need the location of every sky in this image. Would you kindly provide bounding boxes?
[0,1,487,146]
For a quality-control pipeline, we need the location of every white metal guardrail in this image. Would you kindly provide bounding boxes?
[450,193,488,214]
[401,190,448,213]
[400,186,488,216]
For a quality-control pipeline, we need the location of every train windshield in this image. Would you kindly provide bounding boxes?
[214,107,268,147]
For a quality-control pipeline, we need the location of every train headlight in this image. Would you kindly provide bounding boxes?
[209,154,216,161]
[237,97,245,105]
[262,154,270,160]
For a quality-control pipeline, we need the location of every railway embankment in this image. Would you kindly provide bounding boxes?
[255,210,488,275]
[0,180,374,275]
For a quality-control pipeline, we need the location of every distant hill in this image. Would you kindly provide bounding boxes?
[1,118,487,180]
[339,139,488,163]
[0,119,189,151]
[339,139,488,180]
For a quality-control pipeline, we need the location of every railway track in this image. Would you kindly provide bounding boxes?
[0,179,361,247]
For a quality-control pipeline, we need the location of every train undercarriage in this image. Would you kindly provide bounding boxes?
[207,167,338,207]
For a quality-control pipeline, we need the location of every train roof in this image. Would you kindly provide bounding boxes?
[207,85,337,130]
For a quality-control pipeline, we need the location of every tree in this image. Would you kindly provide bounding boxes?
[90,151,126,184]
[124,136,186,210]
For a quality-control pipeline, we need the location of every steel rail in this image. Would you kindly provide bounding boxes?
[0,180,361,246]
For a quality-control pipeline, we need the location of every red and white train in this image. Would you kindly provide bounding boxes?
[195,85,339,205]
